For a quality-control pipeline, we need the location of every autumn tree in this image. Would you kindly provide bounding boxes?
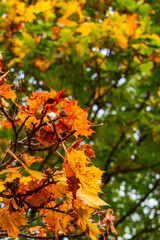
[0,0,160,239]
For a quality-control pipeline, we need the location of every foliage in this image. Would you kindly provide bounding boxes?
[0,0,160,239]
[0,58,117,239]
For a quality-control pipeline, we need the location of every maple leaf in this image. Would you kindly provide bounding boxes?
[73,200,101,240]
[33,57,51,72]
[22,153,43,166]
[114,30,128,49]
[0,117,22,129]
[51,26,60,40]
[43,201,74,239]
[0,166,21,176]
[46,171,68,199]
[58,99,94,138]
[36,125,57,146]
[18,178,42,195]
[71,140,95,163]
[125,14,138,37]
[76,188,108,209]
[57,18,77,27]
[18,112,37,130]
[7,148,46,180]
[19,176,33,185]
[34,0,52,14]
[64,149,104,195]
[25,188,51,207]
[0,181,6,201]
[62,1,83,20]
[18,89,65,124]
[0,206,27,239]
[76,22,92,36]
[0,83,17,102]
[5,167,21,183]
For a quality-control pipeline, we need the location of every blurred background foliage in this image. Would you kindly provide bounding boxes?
[0,0,160,239]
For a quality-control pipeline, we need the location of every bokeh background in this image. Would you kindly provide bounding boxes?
[0,0,160,239]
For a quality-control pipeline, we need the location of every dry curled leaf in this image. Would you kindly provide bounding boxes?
[35,102,45,120]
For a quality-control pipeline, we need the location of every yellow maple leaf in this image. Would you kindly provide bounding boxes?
[73,200,101,240]
[24,5,36,22]
[76,188,108,208]
[34,0,52,14]
[0,181,5,192]
[62,1,83,20]
[76,22,92,36]
[89,223,102,240]
[0,207,27,239]
[65,149,103,194]
[47,171,68,198]
[19,176,33,185]
[5,168,21,183]
[15,1,26,16]
[7,149,46,180]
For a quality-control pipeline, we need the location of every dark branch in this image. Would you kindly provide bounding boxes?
[104,132,125,172]
[0,231,85,239]
[130,224,160,239]
[115,179,160,227]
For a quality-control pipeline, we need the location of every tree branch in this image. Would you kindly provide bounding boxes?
[130,224,160,239]
[0,231,85,239]
[104,132,125,172]
[108,161,160,175]
[115,179,160,227]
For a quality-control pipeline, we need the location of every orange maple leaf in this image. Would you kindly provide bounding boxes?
[36,125,57,146]
[18,89,65,117]
[57,18,77,27]
[114,30,128,49]
[0,117,22,129]
[33,57,51,72]
[43,201,74,239]
[25,188,51,207]
[0,83,17,102]
[58,99,94,138]
[125,13,138,37]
